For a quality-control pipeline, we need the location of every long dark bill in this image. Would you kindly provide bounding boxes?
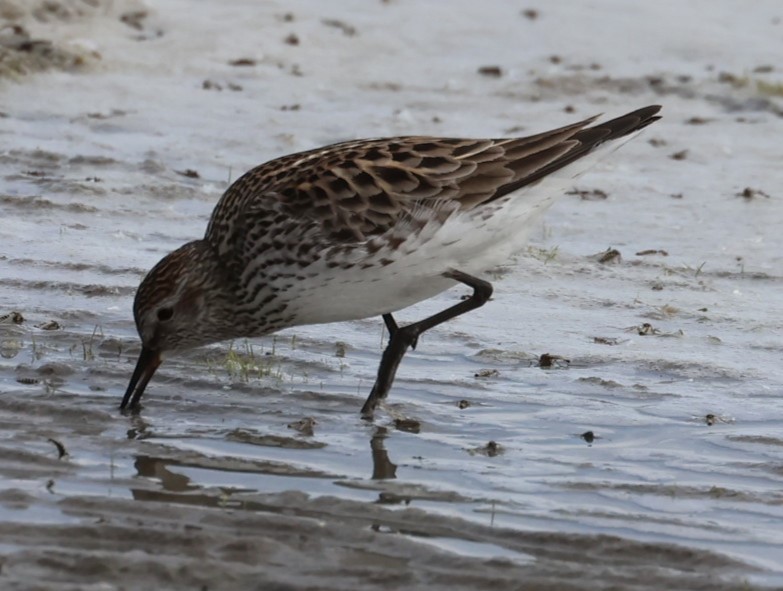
[120,347,162,410]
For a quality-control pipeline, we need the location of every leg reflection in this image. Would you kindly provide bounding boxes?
[370,426,397,480]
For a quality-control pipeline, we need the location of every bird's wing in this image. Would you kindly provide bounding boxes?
[206,105,661,250]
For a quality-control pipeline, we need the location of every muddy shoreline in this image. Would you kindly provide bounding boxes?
[2,0,783,589]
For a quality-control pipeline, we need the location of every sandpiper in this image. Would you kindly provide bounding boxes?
[122,105,661,416]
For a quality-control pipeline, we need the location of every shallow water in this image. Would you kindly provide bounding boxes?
[1,0,783,589]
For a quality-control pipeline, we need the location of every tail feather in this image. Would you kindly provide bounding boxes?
[491,105,661,201]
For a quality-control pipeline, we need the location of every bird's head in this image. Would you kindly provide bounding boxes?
[121,240,234,410]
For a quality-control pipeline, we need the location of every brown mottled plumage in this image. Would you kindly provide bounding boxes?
[122,105,661,416]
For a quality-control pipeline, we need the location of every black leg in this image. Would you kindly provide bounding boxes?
[382,313,398,344]
[362,270,493,417]
[382,313,418,350]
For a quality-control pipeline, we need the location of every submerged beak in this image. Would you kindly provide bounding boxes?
[120,346,162,411]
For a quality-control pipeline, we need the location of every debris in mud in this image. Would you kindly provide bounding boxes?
[753,64,774,73]
[538,353,569,368]
[580,431,595,444]
[119,10,148,31]
[457,399,471,409]
[578,376,623,389]
[635,249,669,256]
[474,368,500,378]
[460,293,493,301]
[718,71,744,86]
[280,103,301,111]
[670,192,684,199]
[630,322,682,337]
[566,187,608,200]
[699,414,732,426]
[669,149,689,161]
[0,311,24,324]
[473,348,529,363]
[48,438,68,459]
[737,187,771,200]
[592,247,622,264]
[648,137,667,147]
[394,418,421,434]
[284,33,300,46]
[288,417,317,436]
[229,58,257,67]
[86,110,127,120]
[202,80,242,92]
[16,376,39,385]
[468,440,503,457]
[521,8,539,20]
[321,18,358,37]
[36,362,74,377]
[636,322,658,336]
[35,320,61,330]
[593,336,622,346]
[0,24,99,77]
[477,65,503,78]
[563,104,575,113]
[175,168,200,178]
[334,341,348,358]
[228,428,325,449]
[685,116,712,125]
[566,62,602,72]
[376,492,411,505]
[548,55,562,64]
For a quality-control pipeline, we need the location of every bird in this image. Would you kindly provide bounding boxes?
[121,105,662,417]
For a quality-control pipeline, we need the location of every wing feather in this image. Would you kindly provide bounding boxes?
[206,106,661,254]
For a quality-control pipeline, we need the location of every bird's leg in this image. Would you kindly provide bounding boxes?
[362,270,493,417]
[382,313,418,350]
[381,313,398,344]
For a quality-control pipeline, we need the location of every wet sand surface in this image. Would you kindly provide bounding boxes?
[1,1,783,589]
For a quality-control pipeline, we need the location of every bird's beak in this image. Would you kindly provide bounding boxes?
[120,346,162,411]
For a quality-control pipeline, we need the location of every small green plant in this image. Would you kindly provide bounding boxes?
[756,79,783,97]
[82,325,102,361]
[528,245,559,263]
[221,339,284,383]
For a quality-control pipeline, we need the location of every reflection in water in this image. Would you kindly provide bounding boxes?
[134,455,195,493]
[126,413,151,440]
[370,427,413,506]
[130,454,265,510]
[370,427,397,480]
[127,426,406,510]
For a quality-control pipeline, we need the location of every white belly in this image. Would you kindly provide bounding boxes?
[285,193,551,326]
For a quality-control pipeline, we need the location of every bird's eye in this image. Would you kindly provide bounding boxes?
[157,307,174,322]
